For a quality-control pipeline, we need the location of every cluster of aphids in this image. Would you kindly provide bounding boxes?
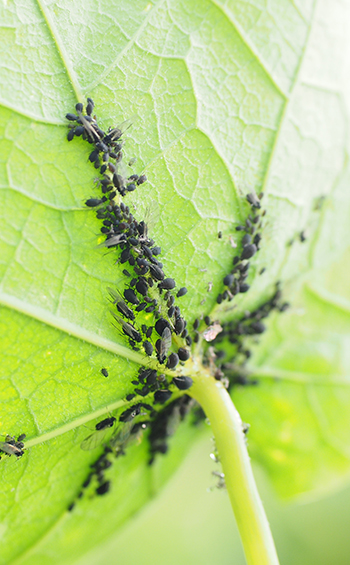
[66,99,193,407]
[210,285,289,388]
[217,191,264,304]
[0,434,26,460]
[190,192,289,389]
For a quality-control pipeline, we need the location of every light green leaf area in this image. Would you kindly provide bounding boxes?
[0,0,350,562]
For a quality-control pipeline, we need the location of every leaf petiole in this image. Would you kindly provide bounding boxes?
[189,366,280,565]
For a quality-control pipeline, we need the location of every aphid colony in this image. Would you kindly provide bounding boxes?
[190,193,289,391]
[65,99,288,507]
[65,99,197,506]
[209,284,289,388]
[66,99,193,408]
[216,192,264,305]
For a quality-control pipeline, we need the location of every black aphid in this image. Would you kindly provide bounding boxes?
[155,318,171,336]
[174,318,185,335]
[85,197,106,208]
[101,368,109,378]
[173,376,193,390]
[166,353,179,369]
[143,341,153,356]
[154,390,172,404]
[241,244,257,260]
[95,417,116,431]
[178,348,190,361]
[96,481,110,495]
[124,288,139,305]
[246,192,261,209]
[177,287,187,297]
[159,278,175,290]
[223,274,234,286]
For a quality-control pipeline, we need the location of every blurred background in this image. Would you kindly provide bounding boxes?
[77,428,350,565]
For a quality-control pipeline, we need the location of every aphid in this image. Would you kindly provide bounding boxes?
[218,231,222,238]
[158,278,175,290]
[146,371,157,385]
[124,288,140,305]
[239,283,250,293]
[155,318,171,336]
[152,246,161,256]
[172,376,193,390]
[168,306,175,317]
[223,274,234,286]
[126,183,137,192]
[156,327,172,364]
[128,157,137,167]
[299,230,306,242]
[75,102,83,113]
[85,197,106,208]
[146,326,153,339]
[143,341,153,356]
[67,128,75,141]
[66,112,78,121]
[110,415,147,456]
[186,335,192,346]
[0,436,24,458]
[96,481,110,496]
[176,287,187,297]
[126,393,136,401]
[104,116,135,144]
[136,278,149,296]
[154,390,172,404]
[250,321,266,334]
[242,233,251,246]
[193,318,199,330]
[204,316,211,325]
[108,287,135,320]
[149,263,165,281]
[86,97,95,116]
[178,347,190,361]
[110,311,142,342]
[81,417,116,451]
[174,317,185,335]
[17,433,26,443]
[96,417,116,431]
[246,192,261,209]
[101,368,109,378]
[241,243,257,260]
[137,174,147,185]
[119,405,142,422]
[166,352,179,369]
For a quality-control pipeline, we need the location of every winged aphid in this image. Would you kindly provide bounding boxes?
[80,417,117,451]
[108,287,135,320]
[0,434,25,458]
[110,311,142,342]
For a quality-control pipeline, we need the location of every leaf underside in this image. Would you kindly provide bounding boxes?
[1,0,350,563]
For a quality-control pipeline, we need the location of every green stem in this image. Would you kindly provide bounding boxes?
[189,368,279,565]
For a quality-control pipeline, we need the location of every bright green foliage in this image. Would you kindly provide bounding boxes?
[0,0,349,563]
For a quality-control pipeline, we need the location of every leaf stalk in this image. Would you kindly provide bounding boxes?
[189,367,280,565]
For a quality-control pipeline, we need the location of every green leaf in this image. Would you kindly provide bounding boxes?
[1,0,350,563]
